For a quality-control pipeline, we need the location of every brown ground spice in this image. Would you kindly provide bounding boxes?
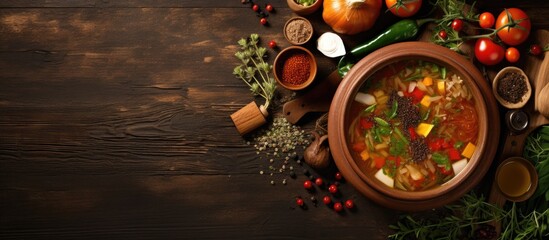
[497,72,527,104]
[285,19,312,44]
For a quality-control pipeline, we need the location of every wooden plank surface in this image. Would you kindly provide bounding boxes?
[1,0,548,239]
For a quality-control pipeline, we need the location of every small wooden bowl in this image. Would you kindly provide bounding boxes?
[492,66,532,109]
[273,46,317,91]
[283,17,314,45]
[286,0,323,16]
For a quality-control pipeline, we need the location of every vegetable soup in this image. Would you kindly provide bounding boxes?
[349,60,478,192]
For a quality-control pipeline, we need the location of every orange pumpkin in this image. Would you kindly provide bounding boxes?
[322,0,382,35]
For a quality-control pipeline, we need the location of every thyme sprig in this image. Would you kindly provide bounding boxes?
[233,33,277,110]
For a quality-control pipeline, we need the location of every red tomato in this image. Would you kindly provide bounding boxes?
[344,199,355,209]
[474,38,505,66]
[505,47,520,63]
[352,142,366,152]
[448,148,461,161]
[260,17,268,25]
[374,156,386,169]
[360,118,374,130]
[496,8,531,46]
[385,0,422,18]
[451,19,463,32]
[479,12,495,29]
[333,202,343,212]
[439,166,453,175]
[265,4,274,12]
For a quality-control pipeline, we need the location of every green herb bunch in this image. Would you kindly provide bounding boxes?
[233,33,277,111]
[388,193,549,240]
[523,125,549,213]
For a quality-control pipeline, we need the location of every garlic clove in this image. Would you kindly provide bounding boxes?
[317,32,346,58]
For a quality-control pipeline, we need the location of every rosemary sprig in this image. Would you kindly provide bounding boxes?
[388,193,549,240]
[233,33,277,110]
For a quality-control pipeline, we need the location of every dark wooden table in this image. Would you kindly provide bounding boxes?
[1,1,548,239]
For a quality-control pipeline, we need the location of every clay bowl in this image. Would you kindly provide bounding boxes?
[328,42,500,210]
[492,66,532,109]
[283,17,314,45]
[273,46,317,91]
[286,0,323,16]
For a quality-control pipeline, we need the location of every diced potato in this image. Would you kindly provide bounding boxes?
[408,82,417,93]
[423,77,433,86]
[360,150,370,161]
[375,168,394,188]
[355,92,376,105]
[461,142,476,159]
[420,95,431,108]
[373,90,385,98]
[437,80,446,95]
[452,159,468,175]
[416,123,434,137]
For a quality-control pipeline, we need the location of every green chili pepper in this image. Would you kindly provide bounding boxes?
[441,66,447,79]
[337,18,434,77]
[374,117,390,127]
[363,103,377,113]
[387,100,398,119]
[394,127,409,145]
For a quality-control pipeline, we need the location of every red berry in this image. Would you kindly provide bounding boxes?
[260,18,267,25]
[268,40,277,49]
[530,44,542,56]
[335,172,342,180]
[265,4,274,12]
[333,202,343,212]
[451,19,463,32]
[315,178,323,186]
[322,196,332,205]
[345,199,354,209]
[303,180,313,190]
[438,30,448,40]
[296,197,304,206]
[328,184,338,194]
[252,4,259,12]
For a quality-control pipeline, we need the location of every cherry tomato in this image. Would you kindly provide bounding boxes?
[265,4,274,12]
[385,0,422,18]
[296,197,304,206]
[268,40,277,49]
[252,4,259,12]
[438,30,448,40]
[474,38,505,66]
[260,17,268,25]
[314,178,324,186]
[333,202,343,212]
[344,199,355,209]
[479,12,495,29]
[323,196,332,205]
[505,47,520,63]
[496,8,531,46]
[529,44,543,56]
[451,19,463,32]
[335,172,343,181]
[303,180,313,189]
[328,184,338,194]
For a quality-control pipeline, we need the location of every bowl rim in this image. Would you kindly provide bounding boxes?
[492,66,532,109]
[283,16,314,46]
[273,46,317,91]
[329,42,494,203]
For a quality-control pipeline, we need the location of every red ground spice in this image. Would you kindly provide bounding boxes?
[281,53,310,85]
